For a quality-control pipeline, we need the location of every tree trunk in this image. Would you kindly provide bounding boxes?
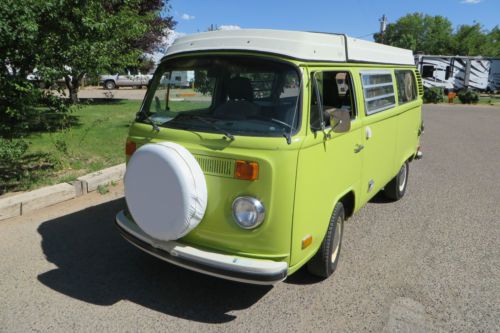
[64,74,83,104]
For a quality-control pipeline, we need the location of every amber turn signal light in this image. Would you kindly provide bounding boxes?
[125,140,137,157]
[302,234,312,249]
[234,160,259,181]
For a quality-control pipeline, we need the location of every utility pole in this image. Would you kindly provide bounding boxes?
[379,14,387,44]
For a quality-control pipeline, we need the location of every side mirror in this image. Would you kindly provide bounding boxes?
[329,108,351,133]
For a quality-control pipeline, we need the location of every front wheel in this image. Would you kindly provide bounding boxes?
[104,80,116,90]
[307,202,344,278]
[383,161,409,201]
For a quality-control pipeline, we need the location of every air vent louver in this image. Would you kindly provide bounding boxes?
[194,155,235,178]
[414,70,424,96]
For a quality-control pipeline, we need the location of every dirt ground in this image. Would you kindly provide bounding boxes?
[77,86,147,100]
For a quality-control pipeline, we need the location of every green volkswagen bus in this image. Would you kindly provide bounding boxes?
[116,29,423,285]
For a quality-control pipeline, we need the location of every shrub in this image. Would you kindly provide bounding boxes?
[0,138,28,163]
[457,90,479,104]
[423,87,444,103]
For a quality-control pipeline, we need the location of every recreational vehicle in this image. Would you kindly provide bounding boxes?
[116,29,423,284]
[415,54,493,92]
[487,59,500,93]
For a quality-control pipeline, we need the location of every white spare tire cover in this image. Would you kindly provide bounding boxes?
[124,142,207,241]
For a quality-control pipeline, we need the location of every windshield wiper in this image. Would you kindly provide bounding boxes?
[283,132,291,144]
[194,115,235,141]
[144,116,160,132]
[181,115,235,141]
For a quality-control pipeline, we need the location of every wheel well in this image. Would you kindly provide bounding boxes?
[339,191,355,219]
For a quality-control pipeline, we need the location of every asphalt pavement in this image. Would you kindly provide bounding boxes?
[0,104,499,332]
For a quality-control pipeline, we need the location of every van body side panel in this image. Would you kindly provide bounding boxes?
[392,68,423,168]
[356,69,398,203]
[394,101,422,167]
[290,66,363,267]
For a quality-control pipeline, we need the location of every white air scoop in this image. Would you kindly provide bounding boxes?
[124,142,207,241]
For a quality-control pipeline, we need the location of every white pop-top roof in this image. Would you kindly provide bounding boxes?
[165,29,415,66]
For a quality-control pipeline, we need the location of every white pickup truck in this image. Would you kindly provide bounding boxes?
[99,69,152,89]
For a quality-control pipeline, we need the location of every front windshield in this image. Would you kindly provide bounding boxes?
[141,55,301,137]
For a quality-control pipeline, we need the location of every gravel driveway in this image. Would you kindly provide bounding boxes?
[0,104,499,332]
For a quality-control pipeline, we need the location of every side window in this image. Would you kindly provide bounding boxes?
[395,70,417,104]
[128,68,139,75]
[445,66,452,80]
[422,65,434,78]
[360,71,396,115]
[310,71,356,130]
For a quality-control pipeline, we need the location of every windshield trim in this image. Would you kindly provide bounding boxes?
[137,53,303,138]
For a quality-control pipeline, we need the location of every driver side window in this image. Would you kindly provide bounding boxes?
[310,71,356,131]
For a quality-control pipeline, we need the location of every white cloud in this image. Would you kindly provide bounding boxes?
[181,13,195,20]
[461,0,481,4]
[218,25,241,31]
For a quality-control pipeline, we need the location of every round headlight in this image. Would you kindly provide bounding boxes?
[232,196,265,229]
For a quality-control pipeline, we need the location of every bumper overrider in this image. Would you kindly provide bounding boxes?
[115,210,288,285]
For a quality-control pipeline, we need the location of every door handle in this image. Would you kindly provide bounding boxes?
[354,144,364,153]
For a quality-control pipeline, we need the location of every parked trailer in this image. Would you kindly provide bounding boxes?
[487,59,500,92]
[415,55,492,92]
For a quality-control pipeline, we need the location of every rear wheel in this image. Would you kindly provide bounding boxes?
[384,161,409,201]
[307,202,344,278]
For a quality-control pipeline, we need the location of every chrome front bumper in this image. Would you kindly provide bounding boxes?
[115,211,288,285]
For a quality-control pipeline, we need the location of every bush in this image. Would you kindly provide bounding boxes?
[423,87,444,103]
[0,138,29,193]
[457,90,479,104]
[0,138,28,163]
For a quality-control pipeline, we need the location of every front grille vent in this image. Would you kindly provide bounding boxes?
[194,155,234,178]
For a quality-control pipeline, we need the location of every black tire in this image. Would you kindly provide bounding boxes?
[104,80,116,90]
[307,202,345,278]
[383,161,409,201]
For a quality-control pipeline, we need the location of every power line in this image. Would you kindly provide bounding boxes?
[356,32,377,39]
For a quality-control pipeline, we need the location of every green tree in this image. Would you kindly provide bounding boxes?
[374,13,454,54]
[37,0,175,103]
[487,26,500,57]
[480,25,500,57]
[454,23,490,56]
[375,13,500,57]
[0,0,46,138]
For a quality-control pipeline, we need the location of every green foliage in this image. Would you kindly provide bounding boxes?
[36,0,175,102]
[457,90,479,104]
[374,13,454,54]
[0,0,174,189]
[423,87,444,104]
[0,139,28,163]
[375,13,500,57]
[97,184,109,195]
[0,0,72,139]
[0,79,39,138]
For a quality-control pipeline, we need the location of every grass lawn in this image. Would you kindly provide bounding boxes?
[2,98,204,195]
[3,99,141,193]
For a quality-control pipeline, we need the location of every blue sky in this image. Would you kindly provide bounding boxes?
[169,0,499,39]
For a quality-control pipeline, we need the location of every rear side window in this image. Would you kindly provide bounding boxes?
[395,70,417,104]
[360,71,395,115]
